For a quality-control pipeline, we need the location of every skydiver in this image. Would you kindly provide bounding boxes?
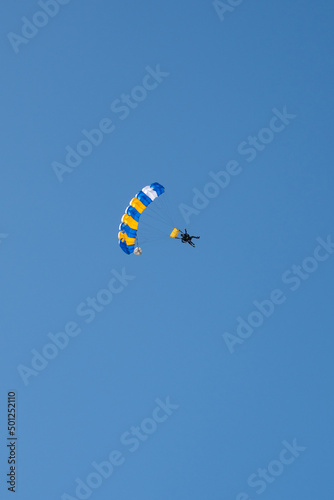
[179,229,200,247]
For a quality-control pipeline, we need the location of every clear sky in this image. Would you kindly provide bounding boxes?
[1,1,334,499]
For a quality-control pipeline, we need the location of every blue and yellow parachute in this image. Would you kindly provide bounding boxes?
[118,182,165,254]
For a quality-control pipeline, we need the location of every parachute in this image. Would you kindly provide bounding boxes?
[170,228,180,238]
[118,182,165,255]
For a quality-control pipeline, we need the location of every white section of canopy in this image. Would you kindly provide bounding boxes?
[142,185,158,201]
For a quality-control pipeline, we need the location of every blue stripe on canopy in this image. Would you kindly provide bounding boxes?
[136,191,152,207]
[151,182,165,196]
[126,205,140,222]
[119,239,131,254]
[119,223,137,239]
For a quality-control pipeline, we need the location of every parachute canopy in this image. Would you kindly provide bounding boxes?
[170,228,180,238]
[118,182,165,254]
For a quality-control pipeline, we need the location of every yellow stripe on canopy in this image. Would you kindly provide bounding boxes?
[121,214,139,230]
[118,231,136,246]
[130,197,146,213]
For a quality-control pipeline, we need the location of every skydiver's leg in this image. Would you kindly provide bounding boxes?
[192,236,200,239]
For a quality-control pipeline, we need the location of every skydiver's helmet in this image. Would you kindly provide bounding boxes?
[134,247,142,255]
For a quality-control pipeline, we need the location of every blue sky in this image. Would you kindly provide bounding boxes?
[1,1,334,499]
